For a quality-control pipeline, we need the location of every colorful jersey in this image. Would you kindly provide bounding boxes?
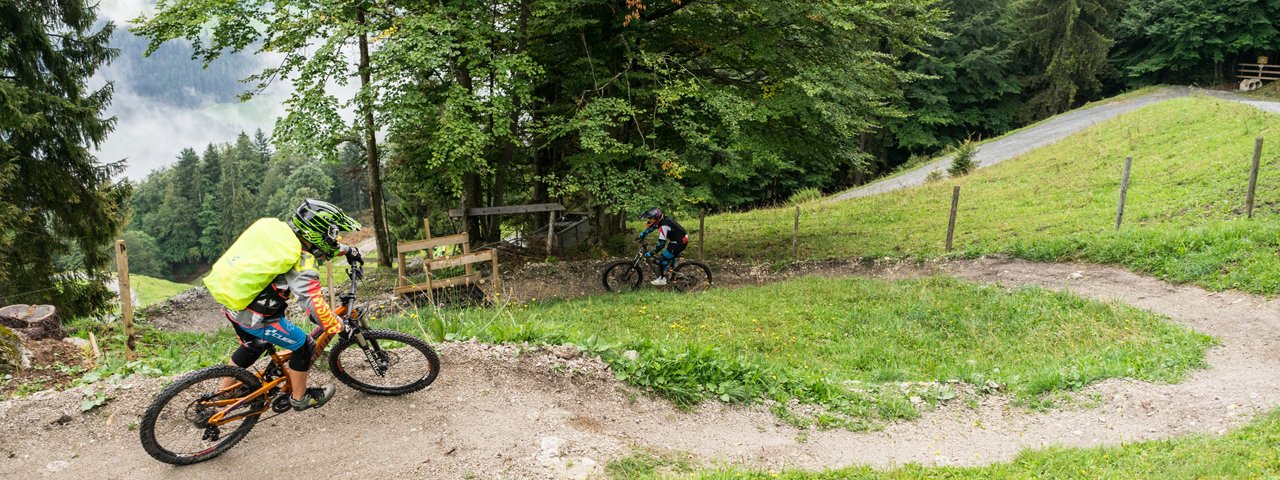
[639,216,688,254]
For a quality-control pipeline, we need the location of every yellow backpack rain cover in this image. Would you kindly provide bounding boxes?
[204,218,303,310]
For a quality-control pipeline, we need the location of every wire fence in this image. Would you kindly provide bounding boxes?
[691,137,1271,263]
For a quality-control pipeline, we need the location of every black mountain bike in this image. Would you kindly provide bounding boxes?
[138,264,441,465]
[601,240,713,293]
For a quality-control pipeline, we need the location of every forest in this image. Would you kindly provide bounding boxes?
[5,0,1280,314]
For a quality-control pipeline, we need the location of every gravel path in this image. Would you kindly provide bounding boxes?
[3,257,1279,478]
[832,87,1280,201]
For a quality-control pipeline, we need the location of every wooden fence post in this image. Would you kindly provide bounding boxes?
[1247,138,1263,218]
[114,240,137,361]
[792,206,800,261]
[327,262,335,307]
[698,209,705,260]
[945,186,960,252]
[546,211,556,256]
[1115,156,1132,230]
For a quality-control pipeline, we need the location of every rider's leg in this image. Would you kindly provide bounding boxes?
[231,317,331,408]
[285,336,316,402]
[664,241,687,275]
[220,322,270,390]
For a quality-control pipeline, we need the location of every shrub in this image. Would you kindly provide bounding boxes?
[789,187,823,205]
[925,170,945,183]
[948,140,978,177]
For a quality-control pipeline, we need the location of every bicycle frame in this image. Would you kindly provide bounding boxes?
[203,265,367,427]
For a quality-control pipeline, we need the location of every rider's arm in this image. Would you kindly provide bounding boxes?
[284,252,343,335]
[638,225,656,239]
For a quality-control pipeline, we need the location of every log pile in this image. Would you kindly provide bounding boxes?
[0,304,64,340]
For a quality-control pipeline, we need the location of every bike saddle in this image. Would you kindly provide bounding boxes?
[246,338,273,351]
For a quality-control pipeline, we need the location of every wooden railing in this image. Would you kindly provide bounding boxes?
[1238,63,1280,81]
[394,222,500,301]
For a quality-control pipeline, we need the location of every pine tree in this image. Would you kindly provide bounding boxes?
[0,0,130,316]
[1017,0,1119,121]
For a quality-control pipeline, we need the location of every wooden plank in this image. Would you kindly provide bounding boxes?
[398,233,469,253]
[394,274,481,295]
[447,203,565,217]
[428,251,494,270]
[1237,64,1280,69]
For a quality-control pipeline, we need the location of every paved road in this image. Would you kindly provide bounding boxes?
[832,87,1280,201]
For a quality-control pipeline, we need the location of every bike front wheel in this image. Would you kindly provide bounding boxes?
[602,260,643,292]
[139,365,266,465]
[672,261,713,293]
[328,329,440,396]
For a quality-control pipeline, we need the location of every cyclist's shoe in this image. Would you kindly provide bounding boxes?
[650,276,668,286]
[289,385,335,411]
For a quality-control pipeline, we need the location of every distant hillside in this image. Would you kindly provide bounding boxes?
[106,29,257,108]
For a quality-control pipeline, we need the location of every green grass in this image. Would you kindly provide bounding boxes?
[379,276,1211,427]
[838,86,1173,195]
[715,96,1280,294]
[130,274,195,307]
[609,407,1280,479]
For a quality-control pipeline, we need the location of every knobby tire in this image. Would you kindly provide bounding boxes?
[328,329,440,396]
[139,365,265,465]
[602,260,643,292]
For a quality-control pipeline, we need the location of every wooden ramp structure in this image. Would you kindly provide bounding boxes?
[394,220,501,302]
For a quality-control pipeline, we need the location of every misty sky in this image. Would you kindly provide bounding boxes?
[94,0,289,180]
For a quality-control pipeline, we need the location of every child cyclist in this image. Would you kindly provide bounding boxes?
[636,207,688,286]
[203,199,363,411]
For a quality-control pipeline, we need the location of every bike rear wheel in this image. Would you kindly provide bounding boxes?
[329,329,440,396]
[602,260,643,292]
[139,365,265,465]
[672,261,713,293]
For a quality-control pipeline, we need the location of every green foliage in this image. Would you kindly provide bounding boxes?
[888,0,1023,153]
[118,231,165,277]
[789,188,824,205]
[0,0,131,317]
[126,130,362,277]
[1113,0,1280,85]
[1016,0,1120,122]
[947,140,978,177]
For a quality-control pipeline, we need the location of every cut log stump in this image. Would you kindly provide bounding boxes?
[0,304,64,340]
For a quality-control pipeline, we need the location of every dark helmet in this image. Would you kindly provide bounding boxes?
[289,199,361,259]
[640,207,663,227]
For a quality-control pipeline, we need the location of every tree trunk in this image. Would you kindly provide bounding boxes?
[0,304,64,340]
[357,7,393,268]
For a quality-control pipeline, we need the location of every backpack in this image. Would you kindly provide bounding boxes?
[204,218,302,311]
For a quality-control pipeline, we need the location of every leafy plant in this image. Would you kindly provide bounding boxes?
[789,188,823,205]
[81,390,109,412]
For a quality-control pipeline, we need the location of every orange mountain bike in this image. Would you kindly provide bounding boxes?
[138,265,440,465]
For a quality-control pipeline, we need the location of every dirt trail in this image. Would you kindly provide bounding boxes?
[4,257,1280,478]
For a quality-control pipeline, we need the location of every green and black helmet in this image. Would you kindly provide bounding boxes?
[289,199,361,259]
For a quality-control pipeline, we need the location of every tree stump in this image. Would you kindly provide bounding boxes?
[0,304,64,340]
